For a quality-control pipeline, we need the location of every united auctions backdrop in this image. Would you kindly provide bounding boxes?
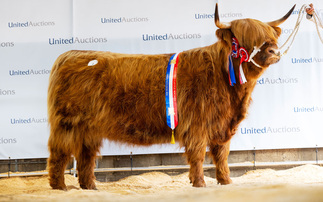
[0,0,323,159]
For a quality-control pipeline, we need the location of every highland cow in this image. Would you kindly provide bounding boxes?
[47,4,295,190]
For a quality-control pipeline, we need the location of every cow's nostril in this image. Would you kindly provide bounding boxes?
[268,48,280,56]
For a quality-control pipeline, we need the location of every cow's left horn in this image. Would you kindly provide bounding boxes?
[267,4,296,27]
[215,3,231,29]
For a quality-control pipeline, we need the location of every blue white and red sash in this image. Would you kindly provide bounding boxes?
[165,53,180,143]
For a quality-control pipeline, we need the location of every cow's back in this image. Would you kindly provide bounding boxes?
[48,50,173,146]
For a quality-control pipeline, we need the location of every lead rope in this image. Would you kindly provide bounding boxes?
[280,4,323,56]
[279,4,307,56]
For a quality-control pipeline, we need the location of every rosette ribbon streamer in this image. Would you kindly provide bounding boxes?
[165,53,181,144]
[238,47,249,84]
[228,37,263,85]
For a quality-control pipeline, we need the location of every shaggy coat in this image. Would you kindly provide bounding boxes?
[47,4,295,190]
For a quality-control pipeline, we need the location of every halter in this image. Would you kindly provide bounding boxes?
[248,42,266,68]
[228,37,265,86]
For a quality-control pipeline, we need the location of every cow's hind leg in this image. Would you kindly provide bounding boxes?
[48,146,71,190]
[185,145,207,187]
[209,141,232,185]
[76,143,100,190]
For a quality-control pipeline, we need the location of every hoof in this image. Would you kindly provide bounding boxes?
[192,180,206,188]
[50,184,67,191]
[80,184,98,190]
[217,178,232,185]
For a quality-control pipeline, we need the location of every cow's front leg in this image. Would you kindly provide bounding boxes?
[209,141,232,185]
[185,145,207,187]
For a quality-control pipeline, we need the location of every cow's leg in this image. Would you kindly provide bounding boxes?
[76,143,99,190]
[209,141,232,185]
[48,146,71,190]
[185,145,207,187]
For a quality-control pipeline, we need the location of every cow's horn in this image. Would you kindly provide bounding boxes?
[267,4,296,27]
[215,3,231,29]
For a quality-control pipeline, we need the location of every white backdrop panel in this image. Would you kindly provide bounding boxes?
[219,0,323,150]
[1,0,323,159]
[0,0,74,159]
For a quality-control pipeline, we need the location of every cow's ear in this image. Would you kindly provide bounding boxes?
[216,29,233,44]
[272,27,282,37]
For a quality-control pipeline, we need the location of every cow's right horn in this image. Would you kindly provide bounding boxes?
[267,4,296,27]
[215,3,231,29]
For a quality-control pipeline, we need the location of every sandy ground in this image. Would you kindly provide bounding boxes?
[1,164,323,202]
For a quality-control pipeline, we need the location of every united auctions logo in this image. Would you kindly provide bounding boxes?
[0,41,14,48]
[10,117,48,124]
[9,69,50,76]
[291,57,323,64]
[49,37,107,45]
[195,12,242,20]
[281,28,294,35]
[294,106,323,113]
[0,137,17,144]
[257,77,298,85]
[0,89,15,96]
[101,17,149,23]
[240,126,301,135]
[8,21,55,28]
[142,33,201,41]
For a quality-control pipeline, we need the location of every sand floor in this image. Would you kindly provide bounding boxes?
[1,164,323,202]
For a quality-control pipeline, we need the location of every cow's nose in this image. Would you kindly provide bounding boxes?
[268,48,280,56]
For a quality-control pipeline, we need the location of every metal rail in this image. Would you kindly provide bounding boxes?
[1,160,322,178]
